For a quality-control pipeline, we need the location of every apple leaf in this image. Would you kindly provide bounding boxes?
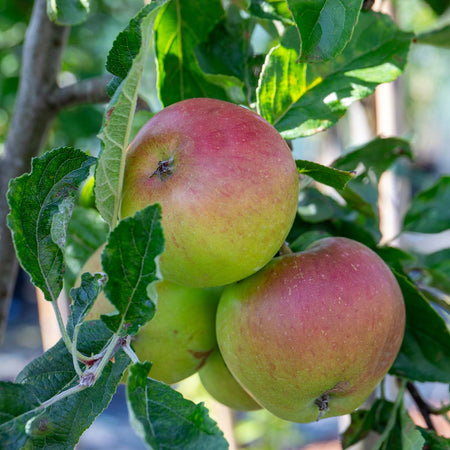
[95,1,167,228]
[155,0,243,106]
[390,272,450,383]
[286,0,363,62]
[402,176,450,234]
[46,0,90,26]
[422,0,450,15]
[0,323,129,449]
[67,272,105,337]
[296,159,353,190]
[342,398,425,449]
[418,428,450,449]
[6,147,96,302]
[416,24,450,49]
[101,204,164,336]
[248,0,294,24]
[195,5,260,104]
[64,206,109,291]
[333,137,412,178]
[258,12,412,138]
[126,362,228,449]
[423,249,450,278]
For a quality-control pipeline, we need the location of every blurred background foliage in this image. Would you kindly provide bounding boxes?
[1,0,449,448]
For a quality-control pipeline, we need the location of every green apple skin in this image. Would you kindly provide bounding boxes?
[80,249,221,385]
[133,281,221,384]
[216,237,405,423]
[120,98,299,288]
[199,349,261,411]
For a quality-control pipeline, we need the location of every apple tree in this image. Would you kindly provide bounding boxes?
[1,0,449,448]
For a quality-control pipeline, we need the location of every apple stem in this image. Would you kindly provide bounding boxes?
[279,241,293,256]
[150,156,175,181]
[314,393,330,421]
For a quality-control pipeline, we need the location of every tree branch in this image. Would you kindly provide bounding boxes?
[0,0,70,343]
[49,75,112,111]
[406,382,436,431]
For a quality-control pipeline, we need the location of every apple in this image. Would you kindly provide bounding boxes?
[199,349,261,411]
[78,248,221,384]
[120,98,299,288]
[216,237,405,423]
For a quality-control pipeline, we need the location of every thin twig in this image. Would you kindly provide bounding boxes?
[406,382,436,431]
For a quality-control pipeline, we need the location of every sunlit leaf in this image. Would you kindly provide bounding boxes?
[155,0,243,105]
[96,2,167,228]
[258,12,412,138]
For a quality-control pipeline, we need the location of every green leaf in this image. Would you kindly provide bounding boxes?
[390,272,450,383]
[342,399,393,448]
[96,2,167,228]
[67,272,105,337]
[64,206,109,291]
[195,5,258,104]
[249,0,294,24]
[46,0,89,26]
[0,323,129,449]
[333,137,412,178]
[256,40,308,125]
[126,362,228,450]
[259,12,412,138]
[342,397,425,449]
[332,137,412,227]
[155,0,242,106]
[296,159,353,190]
[424,249,450,278]
[416,24,450,48]
[422,0,450,15]
[287,0,363,62]
[101,204,164,336]
[403,176,450,234]
[6,147,96,302]
[418,428,450,449]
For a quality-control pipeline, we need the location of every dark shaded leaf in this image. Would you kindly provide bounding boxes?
[422,0,450,15]
[403,176,450,234]
[296,160,353,190]
[101,204,164,336]
[418,427,450,449]
[249,0,294,24]
[333,137,412,178]
[287,0,363,62]
[67,272,105,338]
[416,24,450,49]
[390,272,450,383]
[6,148,96,302]
[64,206,109,291]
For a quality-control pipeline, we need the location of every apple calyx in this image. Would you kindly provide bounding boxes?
[314,393,330,421]
[151,156,175,181]
[314,380,351,421]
